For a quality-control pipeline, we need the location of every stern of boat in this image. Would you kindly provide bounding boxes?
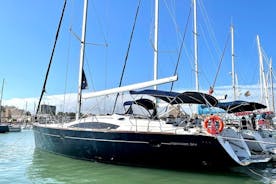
[217,127,271,166]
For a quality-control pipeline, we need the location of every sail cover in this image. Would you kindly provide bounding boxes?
[215,100,266,113]
[129,89,218,106]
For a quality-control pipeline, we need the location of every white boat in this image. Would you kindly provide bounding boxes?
[216,100,276,160]
[8,124,22,132]
[33,0,271,169]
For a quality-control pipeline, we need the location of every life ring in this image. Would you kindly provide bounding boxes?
[203,115,224,134]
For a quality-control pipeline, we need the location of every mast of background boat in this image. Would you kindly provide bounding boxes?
[153,0,159,90]
[231,25,236,100]
[193,0,199,92]
[269,58,275,112]
[76,0,88,120]
[0,79,4,123]
[257,36,263,103]
[256,35,269,110]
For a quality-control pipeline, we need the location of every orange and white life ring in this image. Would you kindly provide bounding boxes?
[203,115,224,134]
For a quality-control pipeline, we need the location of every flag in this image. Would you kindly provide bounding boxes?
[81,70,88,89]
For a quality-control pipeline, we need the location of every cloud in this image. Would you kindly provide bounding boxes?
[2,93,77,114]
[2,83,275,114]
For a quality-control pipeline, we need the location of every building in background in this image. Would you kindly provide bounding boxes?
[0,106,30,122]
[39,104,56,115]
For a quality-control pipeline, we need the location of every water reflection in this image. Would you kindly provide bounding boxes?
[2,130,275,183]
[26,149,269,184]
[230,162,276,183]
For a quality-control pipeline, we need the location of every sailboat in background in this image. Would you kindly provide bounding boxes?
[0,79,9,133]
[213,25,276,160]
[33,0,272,169]
[0,79,21,133]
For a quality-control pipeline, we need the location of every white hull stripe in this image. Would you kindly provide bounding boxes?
[36,131,198,146]
[38,131,148,144]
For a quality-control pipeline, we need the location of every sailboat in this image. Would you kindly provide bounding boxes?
[0,79,22,133]
[0,79,9,133]
[212,25,276,160]
[33,0,271,168]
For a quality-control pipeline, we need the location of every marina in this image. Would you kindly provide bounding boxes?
[1,0,276,183]
[31,0,275,170]
[1,130,276,184]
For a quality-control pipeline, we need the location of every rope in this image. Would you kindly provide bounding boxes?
[112,0,141,113]
[210,32,230,92]
[36,0,67,115]
[170,5,192,91]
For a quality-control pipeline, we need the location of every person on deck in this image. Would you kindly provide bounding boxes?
[241,116,247,130]
[251,113,256,130]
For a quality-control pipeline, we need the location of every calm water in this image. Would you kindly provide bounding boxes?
[0,130,276,184]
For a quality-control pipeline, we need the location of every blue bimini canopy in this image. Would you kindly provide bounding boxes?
[123,98,157,119]
[129,89,218,106]
[123,98,156,110]
[215,100,267,113]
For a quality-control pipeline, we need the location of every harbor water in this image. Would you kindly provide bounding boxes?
[1,130,276,184]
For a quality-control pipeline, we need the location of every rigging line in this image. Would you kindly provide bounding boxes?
[248,39,259,85]
[160,0,184,74]
[272,68,276,81]
[70,28,108,47]
[182,1,198,83]
[197,1,221,87]
[170,5,192,91]
[199,24,218,67]
[112,0,141,113]
[103,0,110,113]
[104,44,109,113]
[62,0,75,116]
[149,0,154,50]
[211,32,230,90]
[163,0,182,40]
[70,27,81,41]
[198,0,221,56]
[261,47,271,71]
[36,0,67,116]
[82,52,101,117]
[84,53,95,91]
[91,0,108,46]
[85,42,108,47]
[196,25,214,87]
[63,25,73,115]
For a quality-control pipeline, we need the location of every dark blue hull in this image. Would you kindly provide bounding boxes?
[33,124,239,168]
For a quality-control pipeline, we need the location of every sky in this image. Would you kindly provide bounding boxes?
[0,0,276,113]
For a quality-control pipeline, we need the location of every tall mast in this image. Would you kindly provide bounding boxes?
[256,35,269,109]
[231,25,236,100]
[153,0,159,90]
[269,58,275,112]
[193,0,199,91]
[257,35,263,103]
[0,79,4,123]
[76,0,88,120]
